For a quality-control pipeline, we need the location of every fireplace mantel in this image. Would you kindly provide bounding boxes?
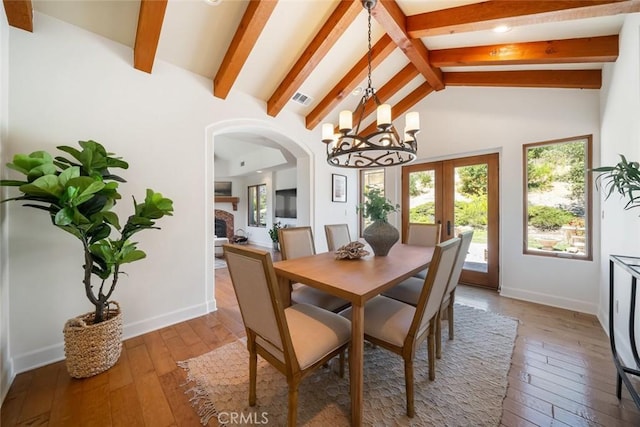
[215,196,239,211]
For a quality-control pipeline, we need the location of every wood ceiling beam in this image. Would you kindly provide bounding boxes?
[214,0,277,100]
[430,35,618,67]
[133,0,168,74]
[444,70,602,89]
[359,81,433,136]
[267,0,361,117]
[3,0,33,32]
[407,1,638,37]
[305,34,396,130]
[371,0,444,91]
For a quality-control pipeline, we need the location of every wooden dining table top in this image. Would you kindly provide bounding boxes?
[273,243,435,305]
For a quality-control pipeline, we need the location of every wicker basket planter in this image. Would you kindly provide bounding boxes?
[63,301,123,378]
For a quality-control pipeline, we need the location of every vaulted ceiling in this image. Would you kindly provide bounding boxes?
[4,0,640,138]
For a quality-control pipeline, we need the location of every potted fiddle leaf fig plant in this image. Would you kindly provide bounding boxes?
[594,154,640,211]
[0,140,173,378]
[357,186,400,256]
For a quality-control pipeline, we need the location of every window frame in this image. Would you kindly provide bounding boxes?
[359,168,385,236]
[247,183,267,228]
[522,135,593,260]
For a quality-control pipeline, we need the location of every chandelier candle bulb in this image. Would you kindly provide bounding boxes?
[377,104,391,127]
[322,123,334,143]
[339,110,353,132]
[406,112,420,132]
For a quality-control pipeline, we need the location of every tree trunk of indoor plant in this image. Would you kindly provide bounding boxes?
[363,219,399,256]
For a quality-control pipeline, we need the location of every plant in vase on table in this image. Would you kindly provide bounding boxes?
[0,140,173,378]
[358,187,400,256]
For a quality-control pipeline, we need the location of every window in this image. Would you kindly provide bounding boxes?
[248,184,267,227]
[523,135,592,259]
[360,168,385,233]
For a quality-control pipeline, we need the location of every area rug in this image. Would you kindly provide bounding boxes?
[178,304,518,426]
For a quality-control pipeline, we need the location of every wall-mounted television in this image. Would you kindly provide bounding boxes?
[275,188,297,218]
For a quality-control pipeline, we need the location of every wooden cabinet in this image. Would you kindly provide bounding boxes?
[608,255,640,408]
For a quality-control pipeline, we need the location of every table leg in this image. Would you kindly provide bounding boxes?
[350,303,364,426]
[277,276,292,307]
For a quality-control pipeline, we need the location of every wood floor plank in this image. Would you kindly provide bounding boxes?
[108,346,134,391]
[143,330,177,376]
[15,362,60,422]
[110,382,145,427]
[158,368,203,427]
[134,371,175,426]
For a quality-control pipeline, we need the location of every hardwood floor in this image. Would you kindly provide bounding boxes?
[2,264,640,426]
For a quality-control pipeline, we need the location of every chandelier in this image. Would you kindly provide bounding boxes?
[321,0,419,169]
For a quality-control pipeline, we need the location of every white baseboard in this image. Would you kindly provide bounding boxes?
[1,357,14,405]
[11,300,214,375]
[500,287,598,315]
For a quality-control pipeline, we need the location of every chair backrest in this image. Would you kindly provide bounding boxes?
[279,226,316,260]
[444,230,474,297]
[324,224,351,251]
[223,244,296,363]
[409,237,461,341]
[406,223,441,247]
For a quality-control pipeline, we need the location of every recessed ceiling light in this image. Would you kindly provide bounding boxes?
[493,25,511,33]
[204,0,222,6]
[256,170,263,174]
[352,86,363,96]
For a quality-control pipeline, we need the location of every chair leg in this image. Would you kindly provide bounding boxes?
[404,358,415,418]
[448,295,455,340]
[428,326,436,381]
[435,310,442,360]
[249,349,257,406]
[287,384,299,427]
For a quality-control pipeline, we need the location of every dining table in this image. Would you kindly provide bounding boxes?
[273,243,435,426]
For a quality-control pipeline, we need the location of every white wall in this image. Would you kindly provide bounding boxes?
[0,0,11,404]
[4,13,327,375]
[598,14,640,366]
[387,85,602,313]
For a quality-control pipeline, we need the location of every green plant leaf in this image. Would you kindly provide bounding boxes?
[19,175,63,198]
[120,249,146,264]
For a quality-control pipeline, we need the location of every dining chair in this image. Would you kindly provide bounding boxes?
[341,237,461,417]
[279,227,350,312]
[383,230,474,359]
[406,223,441,280]
[324,223,351,251]
[223,244,351,427]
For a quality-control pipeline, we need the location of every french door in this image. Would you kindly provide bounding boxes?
[401,153,499,289]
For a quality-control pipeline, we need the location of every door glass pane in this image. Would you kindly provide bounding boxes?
[455,164,488,273]
[408,170,435,223]
[361,169,385,229]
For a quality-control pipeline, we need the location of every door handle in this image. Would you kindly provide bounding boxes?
[447,220,451,236]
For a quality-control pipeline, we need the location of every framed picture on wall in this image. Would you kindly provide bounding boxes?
[332,174,347,202]
[215,181,232,196]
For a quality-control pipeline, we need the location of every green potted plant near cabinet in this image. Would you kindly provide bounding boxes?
[358,187,400,256]
[594,154,640,211]
[0,140,173,378]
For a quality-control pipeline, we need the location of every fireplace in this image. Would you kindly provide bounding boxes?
[215,219,227,237]
[214,209,234,239]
